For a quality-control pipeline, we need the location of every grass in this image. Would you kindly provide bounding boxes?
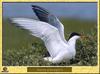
[2,18,97,66]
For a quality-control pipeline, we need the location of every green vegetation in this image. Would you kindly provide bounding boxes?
[2,18,97,66]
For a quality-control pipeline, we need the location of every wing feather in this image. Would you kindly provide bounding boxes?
[11,18,58,40]
[32,5,67,43]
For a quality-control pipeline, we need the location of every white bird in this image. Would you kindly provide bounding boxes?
[11,5,82,63]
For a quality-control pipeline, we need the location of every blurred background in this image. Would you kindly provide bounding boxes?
[3,3,97,20]
[2,3,97,66]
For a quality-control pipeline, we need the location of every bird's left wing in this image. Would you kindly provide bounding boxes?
[11,18,64,57]
[11,18,58,41]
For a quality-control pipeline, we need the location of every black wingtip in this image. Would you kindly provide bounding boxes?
[31,5,42,9]
[32,5,49,15]
[31,5,38,8]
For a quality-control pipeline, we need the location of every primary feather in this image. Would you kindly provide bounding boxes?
[32,5,67,43]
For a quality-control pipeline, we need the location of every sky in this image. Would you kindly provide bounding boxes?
[3,3,97,20]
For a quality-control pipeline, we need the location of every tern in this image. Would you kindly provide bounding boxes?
[11,5,83,63]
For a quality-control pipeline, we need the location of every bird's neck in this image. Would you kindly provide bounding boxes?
[68,37,77,48]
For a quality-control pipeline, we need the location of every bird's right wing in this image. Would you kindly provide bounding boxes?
[32,5,67,43]
[11,18,58,40]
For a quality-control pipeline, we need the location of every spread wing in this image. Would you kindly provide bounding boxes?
[11,18,64,57]
[11,18,59,41]
[32,5,67,43]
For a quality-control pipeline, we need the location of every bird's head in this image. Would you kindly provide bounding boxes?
[68,32,88,40]
[68,32,81,40]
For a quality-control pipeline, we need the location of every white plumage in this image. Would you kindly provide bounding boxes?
[11,5,81,63]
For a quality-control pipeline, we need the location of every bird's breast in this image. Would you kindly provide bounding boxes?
[44,37,68,58]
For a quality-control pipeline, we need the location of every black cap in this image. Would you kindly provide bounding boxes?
[68,32,80,40]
